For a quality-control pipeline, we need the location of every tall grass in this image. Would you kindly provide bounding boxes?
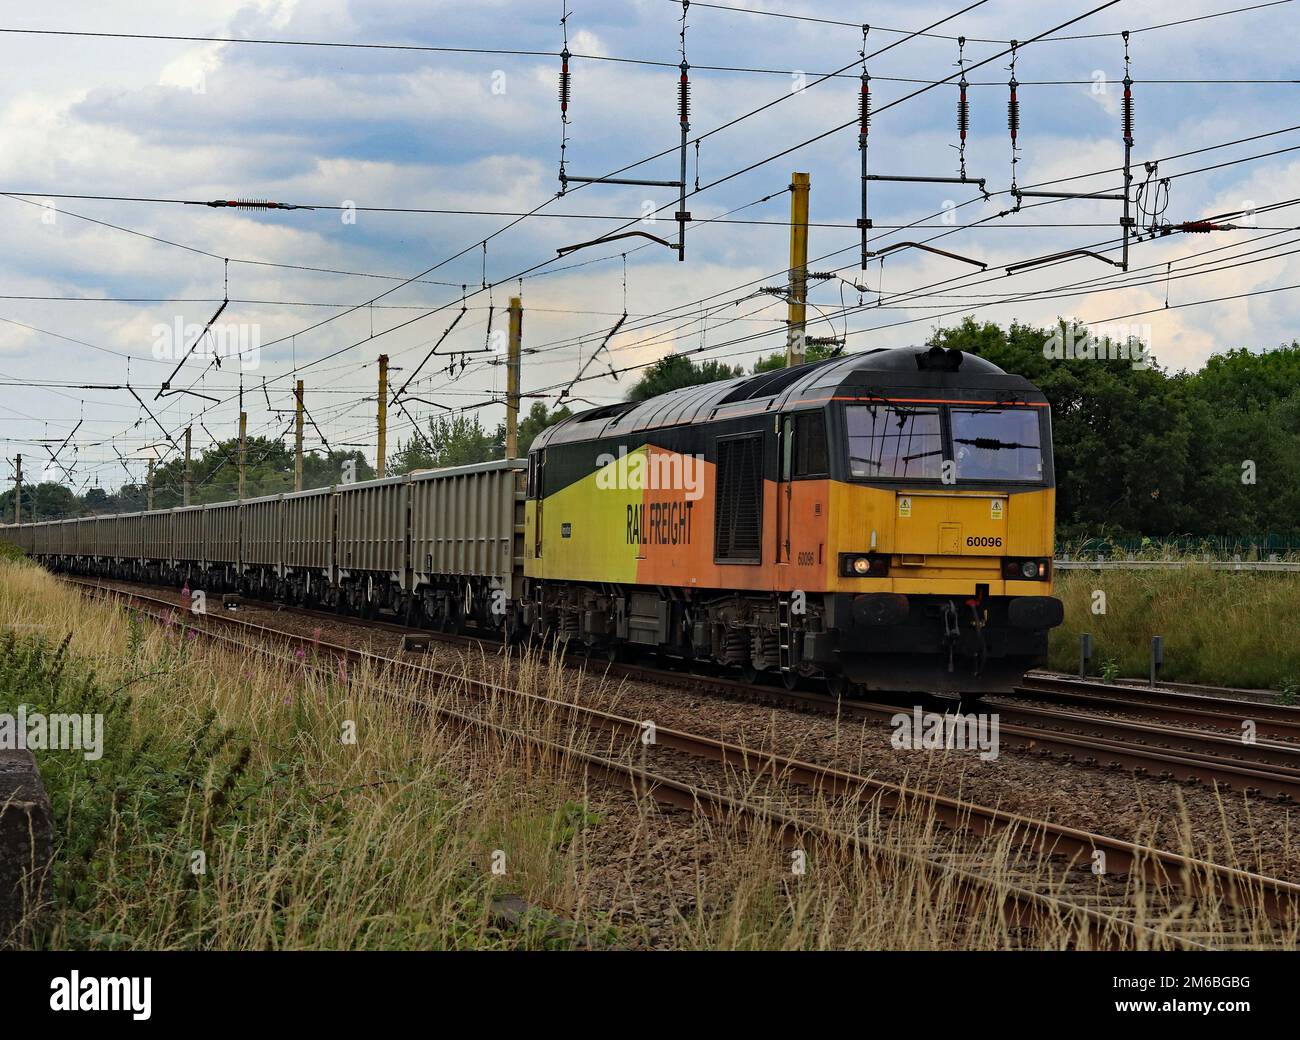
[1050,564,1300,689]
[2,559,1294,949]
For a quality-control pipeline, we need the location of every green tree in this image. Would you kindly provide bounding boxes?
[496,401,573,456]
[625,354,743,402]
[751,340,839,373]
[303,449,375,489]
[0,481,77,520]
[929,318,1194,538]
[147,436,296,506]
[390,414,501,474]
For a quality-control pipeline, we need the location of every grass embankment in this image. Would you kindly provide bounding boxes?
[2,558,1292,949]
[1051,566,1300,692]
[0,560,611,950]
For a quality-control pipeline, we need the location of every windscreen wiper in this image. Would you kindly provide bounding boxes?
[954,437,1036,451]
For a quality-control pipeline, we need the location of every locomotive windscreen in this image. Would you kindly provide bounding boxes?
[845,405,943,479]
[950,407,1043,482]
[845,403,1044,483]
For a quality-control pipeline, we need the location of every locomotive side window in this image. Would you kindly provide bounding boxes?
[714,434,763,564]
[846,404,943,479]
[950,407,1043,481]
[793,412,828,477]
[526,451,545,498]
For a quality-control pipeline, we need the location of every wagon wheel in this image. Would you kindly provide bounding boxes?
[445,603,465,635]
[434,596,454,633]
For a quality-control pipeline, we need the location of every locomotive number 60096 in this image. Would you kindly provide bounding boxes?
[966,536,1003,548]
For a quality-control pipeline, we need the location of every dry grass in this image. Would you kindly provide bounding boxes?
[2,559,1295,950]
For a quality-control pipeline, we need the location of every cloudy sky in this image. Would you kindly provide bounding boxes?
[1,0,1298,493]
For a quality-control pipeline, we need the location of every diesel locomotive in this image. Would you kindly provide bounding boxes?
[4,345,1063,699]
[521,344,1063,697]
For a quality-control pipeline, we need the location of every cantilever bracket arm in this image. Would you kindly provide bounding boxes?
[867,241,987,269]
[1012,188,1126,201]
[1006,248,1123,275]
[557,230,677,257]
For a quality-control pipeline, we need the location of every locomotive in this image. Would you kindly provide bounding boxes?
[4,346,1063,699]
[522,345,1063,697]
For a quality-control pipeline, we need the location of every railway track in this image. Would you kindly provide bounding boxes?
[57,576,1300,949]
[1012,673,1300,742]
[64,577,1300,802]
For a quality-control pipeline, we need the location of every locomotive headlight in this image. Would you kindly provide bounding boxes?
[1020,560,1039,579]
[842,553,889,577]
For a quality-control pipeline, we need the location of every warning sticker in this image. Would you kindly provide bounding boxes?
[898,497,912,518]
[990,500,1005,521]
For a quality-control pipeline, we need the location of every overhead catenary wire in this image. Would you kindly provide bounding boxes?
[12,0,1300,488]
[1,0,1289,59]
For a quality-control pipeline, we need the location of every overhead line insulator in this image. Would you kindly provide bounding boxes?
[559,47,571,115]
[1122,75,1134,145]
[1170,220,1236,233]
[678,63,691,128]
[204,199,307,210]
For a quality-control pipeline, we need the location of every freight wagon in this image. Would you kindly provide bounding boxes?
[5,459,527,632]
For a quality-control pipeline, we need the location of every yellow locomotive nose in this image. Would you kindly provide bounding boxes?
[892,490,1009,559]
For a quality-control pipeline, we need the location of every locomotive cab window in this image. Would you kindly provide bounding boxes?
[526,451,544,499]
[951,407,1043,482]
[845,404,943,480]
[782,411,829,479]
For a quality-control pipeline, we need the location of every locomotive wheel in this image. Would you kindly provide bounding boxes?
[502,613,525,646]
[781,669,802,692]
